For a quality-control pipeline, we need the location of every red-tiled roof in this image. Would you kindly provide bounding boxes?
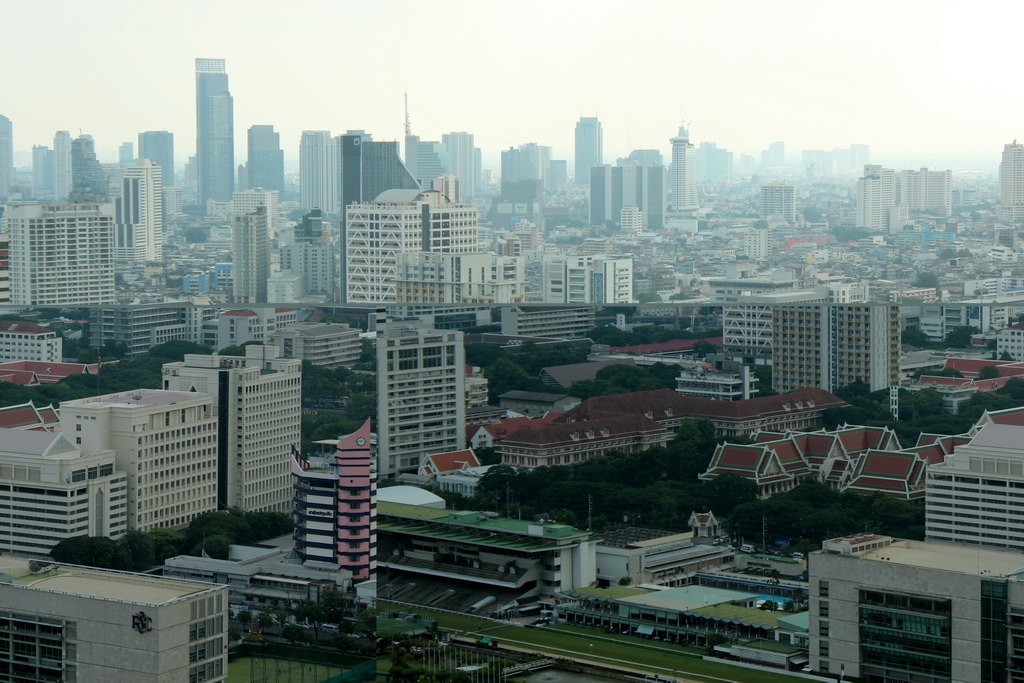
[503,413,668,447]
[222,309,257,317]
[0,321,54,335]
[424,449,480,473]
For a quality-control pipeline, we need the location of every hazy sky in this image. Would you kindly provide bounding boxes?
[3,0,1021,170]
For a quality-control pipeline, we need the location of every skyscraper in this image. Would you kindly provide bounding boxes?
[442,131,480,198]
[115,159,164,262]
[574,116,603,184]
[299,130,338,213]
[670,125,698,212]
[70,134,107,203]
[3,203,116,305]
[52,131,72,201]
[999,141,1024,223]
[195,58,234,209]
[138,131,175,187]
[501,143,550,183]
[231,207,270,304]
[118,142,134,165]
[246,125,284,193]
[0,115,12,199]
[590,164,665,230]
[856,164,898,232]
[31,145,53,198]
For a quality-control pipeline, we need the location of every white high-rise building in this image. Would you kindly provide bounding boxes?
[442,131,480,198]
[670,124,698,212]
[60,389,219,531]
[898,167,952,216]
[3,203,115,305]
[299,130,339,212]
[376,326,466,477]
[856,164,897,232]
[759,181,796,222]
[542,256,634,304]
[231,208,269,304]
[620,206,644,234]
[115,159,164,262]
[345,189,478,303]
[53,130,72,201]
[999,141,1024,223]
[162,345,302,513]
[395,252,525,304]
[231,187,278,226]
[0,114,12,199]
[743,227,771,261]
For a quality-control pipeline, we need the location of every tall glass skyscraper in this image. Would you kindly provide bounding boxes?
[195,58,234,209]
[138,131,174,187]
[574,116,603,184]
[246,125,284,193]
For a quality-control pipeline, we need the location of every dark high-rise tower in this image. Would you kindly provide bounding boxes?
[195,58,234,209]
[574,116,603,184]
[246,125,284,193]
[138,131,175,187]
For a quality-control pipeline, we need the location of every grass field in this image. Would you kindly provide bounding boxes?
[376,602,805,683]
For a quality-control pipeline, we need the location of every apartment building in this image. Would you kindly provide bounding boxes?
[0,320,61,363]
[268,322,362,368]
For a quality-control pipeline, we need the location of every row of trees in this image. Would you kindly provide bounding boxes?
[49,508,294,570]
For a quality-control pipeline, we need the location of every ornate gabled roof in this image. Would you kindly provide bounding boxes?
[843,449,927,500]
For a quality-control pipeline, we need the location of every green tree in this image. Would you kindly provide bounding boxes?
[915,271,940,289]
[147,527,187,563]
[979,366,1000,380]
[901,328,933,348]
[119,530,156,572]
[282,624,312,646]
[50,536,133,570]
[295,600,328,641]
[943,325,980,349]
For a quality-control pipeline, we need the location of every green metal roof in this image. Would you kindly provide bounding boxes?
[688,603,782,629]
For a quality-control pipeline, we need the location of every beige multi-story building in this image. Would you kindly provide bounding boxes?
[500,305,596,339]
[268,322,362,368]
[772,304,900,393]
[59,389,218,531]
[541,256,634,305]
[856,164,897,233]
[0,556,228,682]
[0,429,127,556]
[344,189,478,304]
[999,141,1024,223]
[162,345,301,513]
[231,208,269,304]
[758,181,796,222]
[899,167,952,216]
[115,159,164,263]
[3,203,116,305]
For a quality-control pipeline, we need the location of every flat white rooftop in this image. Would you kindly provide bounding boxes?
[853,540,1024,578]
[0,557,221,605]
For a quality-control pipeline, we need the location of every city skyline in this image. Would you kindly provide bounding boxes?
[2,0,1020,171]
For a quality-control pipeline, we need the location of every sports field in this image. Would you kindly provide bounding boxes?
[227,655,347,683]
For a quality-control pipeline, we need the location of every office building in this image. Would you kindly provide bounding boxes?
[195,58,234,208]
[670,124,698,212]
[0,557,228,683]
[162,346,301,513]
[772,304,901,393]
[199,308,297,350]
[395,252,525,305]
[90,303,216,358]
[231,207,269,304]
[60,389,219,531]
[138,130,174,186]
[856,164,898,232]
[759,181,796,221]
[115,159,164,262]
[1000,141,1024,223]
[442,131,480,198]
[31,145,53,199]
[344,189,477,304]
[809,534,1024,682]
[499,305,596,338]
[542,256,634,304]
[244,124,283,193]
[574,116,603,184]
[3,203,115,305]
[0,430,126,556]
[52,130,72,201]
[743,226,771,261]
[118,141,133,165]
[376,326,466,477]
[231,187,278,226]
[590,164,665,230]
[547,159,568,193]
[404,132,447,189]
[0,320,61,362]
[280,209,336,297]
[298,130,338,212]
[69,134,106,202]
[696,142,733,183]
[0,114,11,199]
[899,167,952,216]
[291,419,376,579]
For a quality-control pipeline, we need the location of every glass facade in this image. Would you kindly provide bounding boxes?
[859,590,952,682]
[982,580,1008,683]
